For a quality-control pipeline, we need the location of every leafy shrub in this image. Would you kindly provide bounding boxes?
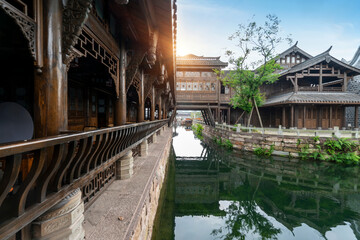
[299,137,360,165]
[213,136,233,150]
[254,145,274,157]
[192,123,204,140]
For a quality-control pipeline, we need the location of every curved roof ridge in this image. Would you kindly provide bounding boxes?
[349,46,360,66]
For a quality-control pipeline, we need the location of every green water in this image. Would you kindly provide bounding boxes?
[152,126,360,240]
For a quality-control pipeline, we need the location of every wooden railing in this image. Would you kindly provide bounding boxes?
[0,119,168,239]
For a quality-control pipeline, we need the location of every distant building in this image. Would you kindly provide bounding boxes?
[175,54,231,123]
[255,42,360,129]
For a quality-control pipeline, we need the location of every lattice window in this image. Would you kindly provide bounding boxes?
[74,28,119,96]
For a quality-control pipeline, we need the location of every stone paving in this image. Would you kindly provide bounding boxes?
[84,127,172,240]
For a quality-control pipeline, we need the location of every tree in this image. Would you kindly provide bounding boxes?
[214,15,292,127]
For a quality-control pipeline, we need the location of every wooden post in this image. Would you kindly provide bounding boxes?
[294,105,298,128]
[329,106,333,128]
[319,64,323,91]
[137,70,145,122]
[317,107,321,128]
[227,107,231,124]
[282,106,286,127]
[34,0,66,137]
[150,86,155,121]
[343,72,348,91]
[303,105,306,128]
[295,75,298,93]
[217,107,221,123]
[158,94,162,120]
[290,105,294,127]
[355,106,359,128]
[115,40,127,125]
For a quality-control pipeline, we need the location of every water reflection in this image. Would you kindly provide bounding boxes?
[153,127,360,240]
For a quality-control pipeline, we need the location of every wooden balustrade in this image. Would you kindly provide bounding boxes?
[0,119,168,239]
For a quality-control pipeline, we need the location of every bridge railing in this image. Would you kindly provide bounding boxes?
[0,119,168,239]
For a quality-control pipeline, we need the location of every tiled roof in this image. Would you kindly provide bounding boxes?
[280,47,360,76]
[263,91,360,106]
[176,54,228,66]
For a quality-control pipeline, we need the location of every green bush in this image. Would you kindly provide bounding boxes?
[254,145,274,158]
[192,123,204,140]
[299,137,360,165]
[213,136,233,150]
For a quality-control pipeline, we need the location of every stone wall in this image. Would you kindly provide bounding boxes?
[202,124,358,158]
[346,75,360,127]
[130,127,172,240]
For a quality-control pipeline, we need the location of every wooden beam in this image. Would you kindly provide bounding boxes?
[322,79,344,87]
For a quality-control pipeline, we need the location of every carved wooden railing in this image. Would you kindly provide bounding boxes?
[0,119,168,239]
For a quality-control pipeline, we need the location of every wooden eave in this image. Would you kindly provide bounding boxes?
[277,41,313,59]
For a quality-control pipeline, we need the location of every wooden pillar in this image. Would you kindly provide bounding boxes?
[319,64,323,91]
[282,106,286,127]
[34,0,66,137]
[294,105,298,128]
[217,107,221,123]
[227,107,231,124]
[158,94,162,120]
[115,40,126,125]
[329,106,333,128]
[343,72,348,91]
[342,107,346,128]
[150,86,155,121]
[317,106,322,128]
[137,70,145,122]
[290,105,294,127]
[303,105,306,128]
[355,106,359,128]
[295,75,298,93]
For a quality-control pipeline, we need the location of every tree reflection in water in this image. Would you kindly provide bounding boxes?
[211,176,281,240]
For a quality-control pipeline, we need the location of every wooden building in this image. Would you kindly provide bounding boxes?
[175,54,230,123]
[0,0,176,239]
[256,42,360,129]
[0,0,176,138]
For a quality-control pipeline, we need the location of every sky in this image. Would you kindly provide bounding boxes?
[176,0,360,64]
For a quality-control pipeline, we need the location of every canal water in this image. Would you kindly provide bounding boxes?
[152,126,360,240]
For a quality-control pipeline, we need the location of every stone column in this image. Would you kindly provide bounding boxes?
[116,151,134,180]
[152,132,157,143]
[115,39,127,125]
[34,0,67,137]
[140,139,148,156]
[137,70,145,122]
[32,189,84,240]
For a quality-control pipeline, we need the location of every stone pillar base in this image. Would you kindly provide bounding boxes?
[116,151,134,180]
[140,140,148,157]
[152,133,157,143]
[32,189,84,240]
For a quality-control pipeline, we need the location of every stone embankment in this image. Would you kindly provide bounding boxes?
[202,124,359,158]
[84,126,172,240]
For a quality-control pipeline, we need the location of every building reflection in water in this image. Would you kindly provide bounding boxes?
[153,127,360,240]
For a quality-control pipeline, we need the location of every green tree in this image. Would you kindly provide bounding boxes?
[215,15,292,127]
